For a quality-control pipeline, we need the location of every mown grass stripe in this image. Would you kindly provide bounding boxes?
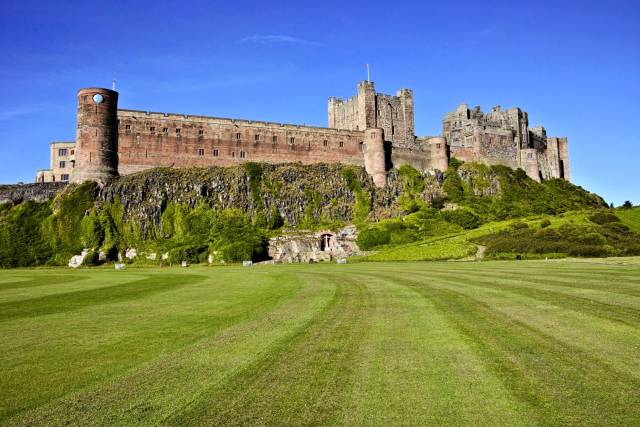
[166,272,372,426]
[0,274,86,291]
[9,270,334,426]
[424,267,640,299]
[376,271,640,426]
[0,274,205,322]
[419,270,640,327]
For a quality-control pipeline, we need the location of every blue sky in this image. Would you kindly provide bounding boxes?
[1,0,638,205]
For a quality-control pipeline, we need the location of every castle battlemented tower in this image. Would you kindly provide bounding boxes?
[71,88,119,184]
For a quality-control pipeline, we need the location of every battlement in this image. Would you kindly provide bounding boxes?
[36,80,571,188]
[117,109,358,136]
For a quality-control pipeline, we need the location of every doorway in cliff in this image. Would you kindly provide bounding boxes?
[320,234,332,252]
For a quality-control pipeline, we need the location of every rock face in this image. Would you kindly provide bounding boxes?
[68,249,89,268]
[0,182,67,204]
[96,164,406,232]
[268,226,360,263]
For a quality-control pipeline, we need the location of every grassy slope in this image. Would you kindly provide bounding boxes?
[1,261,640,425]
[617,207,640,232]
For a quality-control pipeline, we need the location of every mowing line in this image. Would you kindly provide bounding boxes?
[373,270,640,425]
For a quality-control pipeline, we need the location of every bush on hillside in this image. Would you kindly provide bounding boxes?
[589,211,620,225]
[441,208,482,230]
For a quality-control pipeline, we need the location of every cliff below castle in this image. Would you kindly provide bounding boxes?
[0,162,607,268]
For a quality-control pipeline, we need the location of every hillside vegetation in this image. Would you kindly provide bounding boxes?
[0,161,630,267]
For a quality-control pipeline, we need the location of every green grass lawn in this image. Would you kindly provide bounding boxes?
[1,259,640,425]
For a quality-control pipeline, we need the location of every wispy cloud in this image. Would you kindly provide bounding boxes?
[239,35,324,47]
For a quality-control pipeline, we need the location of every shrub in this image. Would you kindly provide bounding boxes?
[168,245,208,264]
[540,219,551,228]
[510,221,529,230]
[82,250,100,266]
[441,209,481,230]
[589,211,620,225]
[357,228,391,250]
[221,241,254,262]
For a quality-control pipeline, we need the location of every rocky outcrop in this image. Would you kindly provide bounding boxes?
[0,182,67,205]
[268,225,360,263]
[96,164,406,232]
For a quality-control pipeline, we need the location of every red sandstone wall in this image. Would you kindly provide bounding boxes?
[116,110,366,175]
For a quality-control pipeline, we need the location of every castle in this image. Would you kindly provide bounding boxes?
[36,81,570,187]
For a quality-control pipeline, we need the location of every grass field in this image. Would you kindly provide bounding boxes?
[1,259,640,426]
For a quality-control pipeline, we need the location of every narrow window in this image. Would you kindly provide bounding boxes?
[59,161,66,168]
[213,149,219,157]
[323,140,328,147]
[162,127,168,133]
[272,135,277,144]
[70,149,74,155]
[61,174,69,181]
[240,151,246,159]
[58,148,67,156]
[232,151,235,158]
[176,128,181,134]
[125,124,131,130]
[149,126,156,132]
[339,141,344,148]
[436,143,441,149]
[198,148,205,157]
[289,137,295,145]
[235,132,241,141]
[255,134,260,142]
[198,129,204,135]
[359,141,364,151]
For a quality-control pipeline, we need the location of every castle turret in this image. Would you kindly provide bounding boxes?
[71,88,119,184]
[363,128,386,187]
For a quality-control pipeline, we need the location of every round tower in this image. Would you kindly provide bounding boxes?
[363,128,386,187]
[71,88,119,184]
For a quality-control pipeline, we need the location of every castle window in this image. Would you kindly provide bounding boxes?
[235,132,241,141]
[240,151,246,159]
[436,143,441,149]
[176,128,181,134]
[58,148,68,156]
[61,174,69,181]
[83,96,88,102]
[339,141,344,148]
[125,124,131,130]
[149,126,155,132]
[255,134,260,142]
[231,151,235,158]
[199,129,204,135]
[198,148,205,157]
[162,127,168,133]
[323,140,328,147]
[70,150,74,155]
[289,137,295,145]
[272,135,278,145]
[59,161,66,169]
[359,142,364,151]
[213,149,219,157]
[70,160,75,168]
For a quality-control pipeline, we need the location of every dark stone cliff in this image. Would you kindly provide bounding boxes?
[0,182,67,205]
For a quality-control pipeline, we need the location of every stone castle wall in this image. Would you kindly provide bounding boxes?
[116,110,366,175]
[35,80,571,187]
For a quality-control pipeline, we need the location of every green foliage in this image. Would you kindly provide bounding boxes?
[588,211,620,225]
[474,219,640,258]
[82,250,100,266]
[448,157,462,169]
[622,201,634,209]
[168,245,208,264]
[397,165,427,213]
[356,228,391,250]
[539,219,551,228]
[341,167,371,223]
[244,162,264,208]
[443,169,464,203]
[441,208,482,230]
[41,183,97,263]
[0,201,53,268]
[267,207,284,230]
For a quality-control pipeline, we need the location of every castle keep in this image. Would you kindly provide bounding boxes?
[36,81,570,186]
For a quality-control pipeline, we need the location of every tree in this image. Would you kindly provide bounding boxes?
[622,201,633,209]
